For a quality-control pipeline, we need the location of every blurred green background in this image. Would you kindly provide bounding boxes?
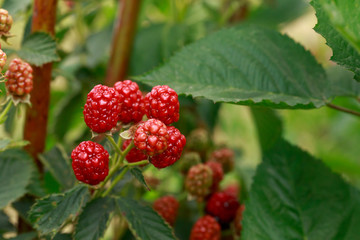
[1,0,359,201]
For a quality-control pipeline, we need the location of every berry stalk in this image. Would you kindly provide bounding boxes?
[93,137,135,197]
[101,166,129,197]
[100,159,147,197]
[106,135,122,155]
[104,0,141,86]
[24,0,57,171]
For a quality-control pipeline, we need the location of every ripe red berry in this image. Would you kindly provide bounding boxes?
[133,119,169,156]
[71,141,109,185]
[150,126,186,169]
[0,49,6,70]
[205,161,224,192]
[114,80,145,123]
[122,139,148,164]
[190,215,221,240]
[234,204,245,237]
[205,192,240,224]
[223,183,240,198]
[185,164,213,200]
[145,85,179,125]
[5,58,33,99]
[83,85,121,133]
[153,196,179,226]
[209,148,235,173]
[0,9,13,35]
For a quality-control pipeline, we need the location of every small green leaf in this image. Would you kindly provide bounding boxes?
[8,232,37,240]
[129,23,192,77]
[85,24,113,67]
[326,65,360,97]
[12,196,35,224]
[251,107,283,151]
[0,149,33,209]
[135,25,328,109]
[311,0,360,81]
[130,168,150,191]
[74,197,115,240]
[0,139,29,152]
[39,145,76,190]
[52,90,85,141]
[0,210,15,234]
[26,162,46,197]
[17,32,60,66]
[1,0,31,15]
[29,185,90,236]
[116,198,176,240]
[250,0,308,26]
[52,233,73,240]
[242,140,360,240]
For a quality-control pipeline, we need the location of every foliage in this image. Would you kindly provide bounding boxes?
[0,0,360,239]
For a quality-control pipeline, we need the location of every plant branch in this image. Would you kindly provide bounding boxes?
[104,0,141,86]
[0,100,12,123]
[125,159,149,167]
[106,135,122,155]
[102,166,129,197]
[326,103,360,117]
[24,0,58,173]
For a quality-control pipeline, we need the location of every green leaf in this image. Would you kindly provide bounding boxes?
[39,145,76,190]
[0,139,29,152]
[116,198,176,240]
[326,65,360,98]
[17,32,60,66]
[12,196,35,224]
[26,162,46,197]
[74,197,115,240]
[1,0,31,15]
[0,211,15,234]
[52,90,85,141]
[0,149,33,209]
[85,24,113,67]
[135,25,328,109]
[130,168,150,191]
[311,0,360,81]
[129,23,192,77]
[8,232,37,240]
[250,107,282,151]
[242,140,360,240]
[250,0,308,26]
[29,185,90,236]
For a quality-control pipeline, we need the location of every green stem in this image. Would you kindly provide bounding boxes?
[102,167,129,197]
[93,139,134,198]
[125,160,149,167]
[0,100,12,123]
[326,103,360,117]
[106,135,122,155]
[119,141,134,164]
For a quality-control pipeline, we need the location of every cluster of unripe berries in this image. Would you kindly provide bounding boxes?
[0,9,33,102]
[71,81,186,185]
[152,192,244,240]
[150,128,244,239]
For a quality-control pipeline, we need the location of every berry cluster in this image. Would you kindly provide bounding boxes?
[72,81,185,185]
[177,128,244,238]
